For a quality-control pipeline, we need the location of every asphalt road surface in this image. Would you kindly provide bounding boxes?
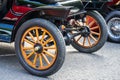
[0,42,120,80]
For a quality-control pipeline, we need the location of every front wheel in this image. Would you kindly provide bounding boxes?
[15,18,65,76]
[71,11,108,53]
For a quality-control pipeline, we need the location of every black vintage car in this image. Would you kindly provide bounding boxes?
[0,0,108,77]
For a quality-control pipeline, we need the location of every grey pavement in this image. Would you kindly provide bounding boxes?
[0,42,120,80]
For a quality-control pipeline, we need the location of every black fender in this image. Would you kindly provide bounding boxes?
[12,6,72,41]
[34,6,72,19]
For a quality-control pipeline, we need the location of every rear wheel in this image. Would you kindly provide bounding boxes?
[15,18,65,76]
[71,11,108,53]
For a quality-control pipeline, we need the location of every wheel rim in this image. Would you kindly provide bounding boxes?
[20,26,57,70]
[73,15,101,48]
[107,17,120,38]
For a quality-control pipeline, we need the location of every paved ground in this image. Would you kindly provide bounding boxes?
[0,42,120,80]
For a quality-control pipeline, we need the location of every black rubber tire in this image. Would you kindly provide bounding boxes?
[15,18,66,76]
[71,11,108,53]
[0,0,8,19]
[105,11,120,43]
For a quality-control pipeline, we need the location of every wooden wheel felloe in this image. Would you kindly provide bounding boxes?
[21,26,57,70]
[74,15,101,48]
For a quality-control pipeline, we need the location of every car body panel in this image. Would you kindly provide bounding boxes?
[0,0,112,42]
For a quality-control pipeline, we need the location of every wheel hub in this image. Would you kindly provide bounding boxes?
[81,26,90,37]
[108,17,120,36]
[34,43,43,54]
[111,25,120,34]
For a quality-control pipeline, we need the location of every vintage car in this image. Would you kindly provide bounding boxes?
[0,0,108,77]
[105,0,120,42]
[83,0,120,42]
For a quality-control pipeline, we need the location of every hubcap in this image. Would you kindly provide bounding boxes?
[34,43,43,54]
[81,26,90,37]
[111,25,120,34]
[108,17,120,37]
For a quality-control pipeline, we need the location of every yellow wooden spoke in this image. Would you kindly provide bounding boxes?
[89,21,95,27]
[36,29,39,42]
[28,32,35,42]
[24,39,34,46]
[44,50,55,58]
[88,36,92,47]
[44,46,56,50]
[27,51,34,59]
[33,54,38,65]
[23,46,33,50]
[41,31,46,43]
[90,34,97,42]
[86,16,90,25]
[43,37,52,46]
[91,31,100,36]
[90,26,99,30]
[83,37,86,46]
[39,54,43,68]
[42,53,50,64]
[76,35,82,42]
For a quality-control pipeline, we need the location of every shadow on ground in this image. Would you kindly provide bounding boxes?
[0,43,51,80]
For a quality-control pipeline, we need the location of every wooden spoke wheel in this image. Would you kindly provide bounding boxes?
[15,18,65,76]
[21,27,57,70]
[74,15,101,48]
[71,11,107,53]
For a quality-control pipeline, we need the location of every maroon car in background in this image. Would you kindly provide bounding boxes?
[82,0,120,42]
[105,0,120,42]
